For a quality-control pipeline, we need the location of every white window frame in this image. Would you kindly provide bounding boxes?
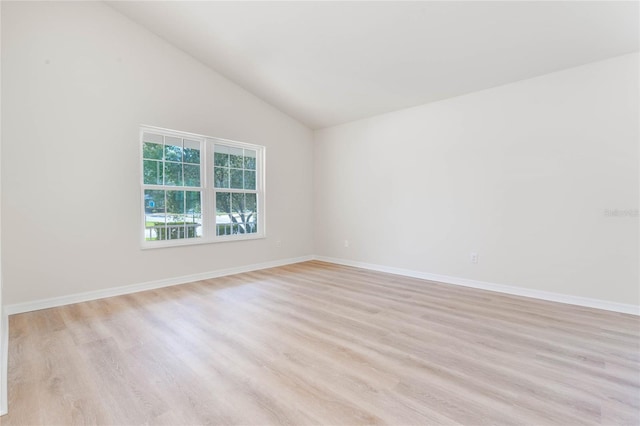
[140,125,265,249]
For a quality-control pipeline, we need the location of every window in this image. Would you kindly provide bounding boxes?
[141,126,264,248]
[213,144,259,236]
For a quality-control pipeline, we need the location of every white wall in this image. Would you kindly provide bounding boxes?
[0,1,6,415]
[314,53,639,306]
[1,1,314,305]
[2,1,638,310]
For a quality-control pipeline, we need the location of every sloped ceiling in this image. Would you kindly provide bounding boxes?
[109,1,639,129]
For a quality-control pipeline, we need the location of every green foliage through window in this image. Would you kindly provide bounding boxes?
[143,134,201,188]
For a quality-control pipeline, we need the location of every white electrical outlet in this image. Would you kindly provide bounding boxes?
[344,240,350,248]
[275,240,282,248]
[470,252,478,264]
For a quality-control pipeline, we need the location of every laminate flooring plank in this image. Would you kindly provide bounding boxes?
[2,261,638,425]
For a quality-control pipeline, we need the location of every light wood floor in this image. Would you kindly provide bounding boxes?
[2,261,639,425]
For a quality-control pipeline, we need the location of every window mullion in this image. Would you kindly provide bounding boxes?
[203,138,214,241]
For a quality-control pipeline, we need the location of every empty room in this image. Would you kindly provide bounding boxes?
[0,0,638,425]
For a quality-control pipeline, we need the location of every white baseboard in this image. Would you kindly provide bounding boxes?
[5,254,638,316]
[313,255,640,316]
[4,255,314,316]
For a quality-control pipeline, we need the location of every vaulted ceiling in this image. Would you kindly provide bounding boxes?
[109,1,639,129]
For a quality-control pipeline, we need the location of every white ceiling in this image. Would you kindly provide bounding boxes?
[108,1,639,129]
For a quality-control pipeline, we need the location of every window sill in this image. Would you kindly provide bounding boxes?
[141,233,266,250]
